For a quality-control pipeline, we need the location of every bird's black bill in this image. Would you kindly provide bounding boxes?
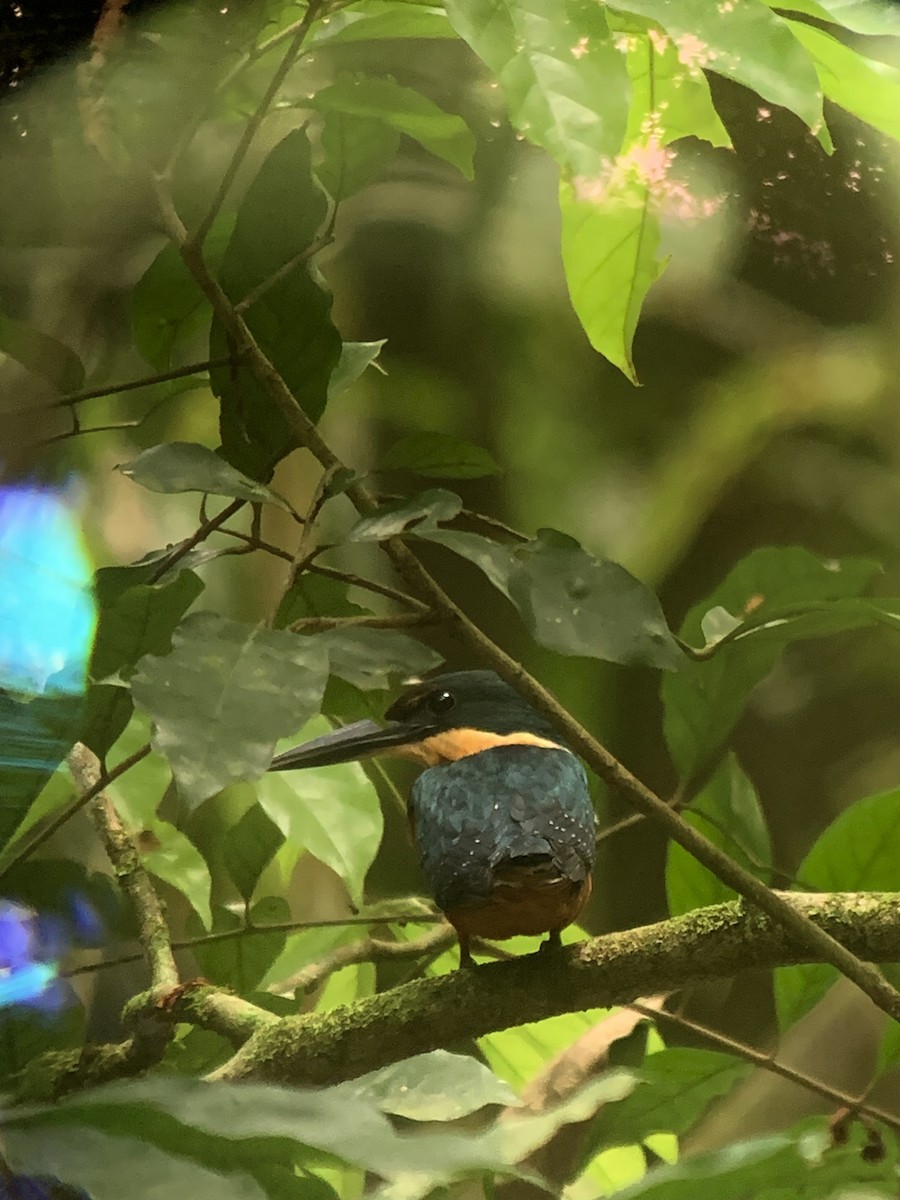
[269,717,438,771]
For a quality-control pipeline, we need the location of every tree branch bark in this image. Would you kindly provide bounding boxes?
[205,891,900,1086]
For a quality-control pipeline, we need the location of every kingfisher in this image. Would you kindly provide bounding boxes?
[269,670,596,967]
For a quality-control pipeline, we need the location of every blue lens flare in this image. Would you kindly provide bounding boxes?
[0,900,61,1011]
[0,484,95,697]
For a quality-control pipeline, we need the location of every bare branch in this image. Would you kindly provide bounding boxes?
[51,357,230,409]
[147,497,245,584]
[277,925,455,995]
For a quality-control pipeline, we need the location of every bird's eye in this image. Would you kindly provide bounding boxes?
[428,689,456,715]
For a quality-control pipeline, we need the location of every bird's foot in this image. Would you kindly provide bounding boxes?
[458,936,476,970]
[540,930,563,955]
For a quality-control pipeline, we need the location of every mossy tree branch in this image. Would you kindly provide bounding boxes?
[205,891,900,1086]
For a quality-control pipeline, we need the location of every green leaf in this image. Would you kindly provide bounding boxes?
[223,803,284,904]
[316,628,443,690]
[625,32,731,148]
[318,113,400,201]
[257,718,384,905]
[140,819,213,929]
[275,574,370,629]
[377,432,502,479]
[580,1048,750,1165]
[328,340,387,398]
[132,218,233,371]
[130,612,329,808]
[3,1126,268,1200]
[336,1051,518,1121]
[211,128,342,479]
[666,755,771,916]
[82,564,204,758]
[415,528,518,597]
[775,786,900,1028]
[788,21,900,141]
[766,0,900,36]
[348,489,462,540]
[418,525,683,668]
[444,0,630,171]
[662,548,880,782]
[310,74,475,177]
[508,528,684,669]
[0,312,84,393]
[117,442,290,510]
[315,4,456,44]
[189,896,289,991]
[612,0,823,130]
[480,1007,614,1090]
[559,175,666,383]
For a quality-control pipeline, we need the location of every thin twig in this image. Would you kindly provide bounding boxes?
[307,563,432,613]
[629,1001,900,1134]
[189,0,327,247]
[0,743,152,882]
[147,497,245,584]
[235,226,336,315]
[70,742,178,993]
[62,909,444,979]
[287,611,435,633]
[275,925,455,994]
[50,357,230,409]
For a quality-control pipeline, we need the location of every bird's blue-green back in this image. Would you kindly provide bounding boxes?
[410,743,595,912]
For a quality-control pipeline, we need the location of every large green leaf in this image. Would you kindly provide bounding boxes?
[3,1126,267,1200]
[308,74,475,177]
[560,175,666,383]
[580,1048,749,1167]
[507,528,684,669]
[130,612,329,808]
[481,1005,615,1090]
[625,31,731,148]
[82,563,204,758]
[314,4,456,44]
[417,518,683,668]
[117,442,290,510]
[316,627,443,690]
[766,0,900,35]
[257,719,383,905]
[223,803,284,904]
[788,20,900,141]
[139,819,213,929]
[327,340,387,398]
[0,312,84,393]
[317,113,399,202]
[775,786,900,1029]
[189,896,289,991]
[377,432,501,479]
[662,547,881,782]
[444,0,630,171]
[336,1051,517,1121]
[348,489,463,540]
[666,755,771,917]
[132,217,233,370]
[211,128,342,479]
[611,0,823,130]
